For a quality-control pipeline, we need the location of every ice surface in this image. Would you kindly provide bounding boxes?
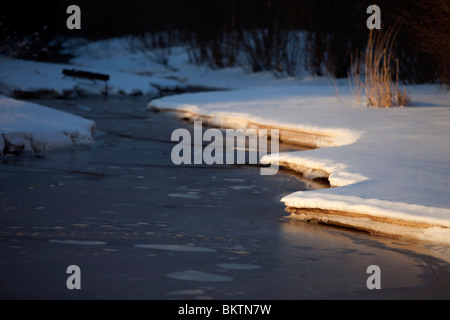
[49,240,108,245]
[134,244,215,252]
[217,263,262,270]
[166,270,233,282]
[168,193,202,199]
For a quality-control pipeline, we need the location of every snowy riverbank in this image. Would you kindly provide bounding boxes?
[1,38,449,244]
[0,95,95,156]
[148,84,450,244]
[0,46,186,98]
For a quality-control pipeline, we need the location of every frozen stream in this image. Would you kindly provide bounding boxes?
[0,96,449,299]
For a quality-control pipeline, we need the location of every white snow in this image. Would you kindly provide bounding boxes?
[0,38,301,97]
[0,58,167,97]
[0,58,78,97]
[0,95,95,156]
[67,38,187,92]
[68,39,301,91]
[149,83,450,244]
[0,43,186,97]
[2,37,450,244]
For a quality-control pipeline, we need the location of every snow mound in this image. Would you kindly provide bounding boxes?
[0,57,185,98]
[0,95,95,156]
[148,84,450,244]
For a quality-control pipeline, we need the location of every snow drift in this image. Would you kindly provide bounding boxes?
[0,95,95,156]
[149,84,450,244]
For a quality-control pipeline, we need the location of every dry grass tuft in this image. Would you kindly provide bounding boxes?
[350,23,410,108]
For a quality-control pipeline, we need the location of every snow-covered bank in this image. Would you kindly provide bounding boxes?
[68,38,303,91]
[0,56,186,98]
[0,38,305,98]
[2,37,449,244]
[0,95,95,156]
[149,84,450,244]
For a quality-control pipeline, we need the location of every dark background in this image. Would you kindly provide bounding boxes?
[1,0,448,85]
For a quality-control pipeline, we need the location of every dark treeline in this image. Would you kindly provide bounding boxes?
[1,0,448,85]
